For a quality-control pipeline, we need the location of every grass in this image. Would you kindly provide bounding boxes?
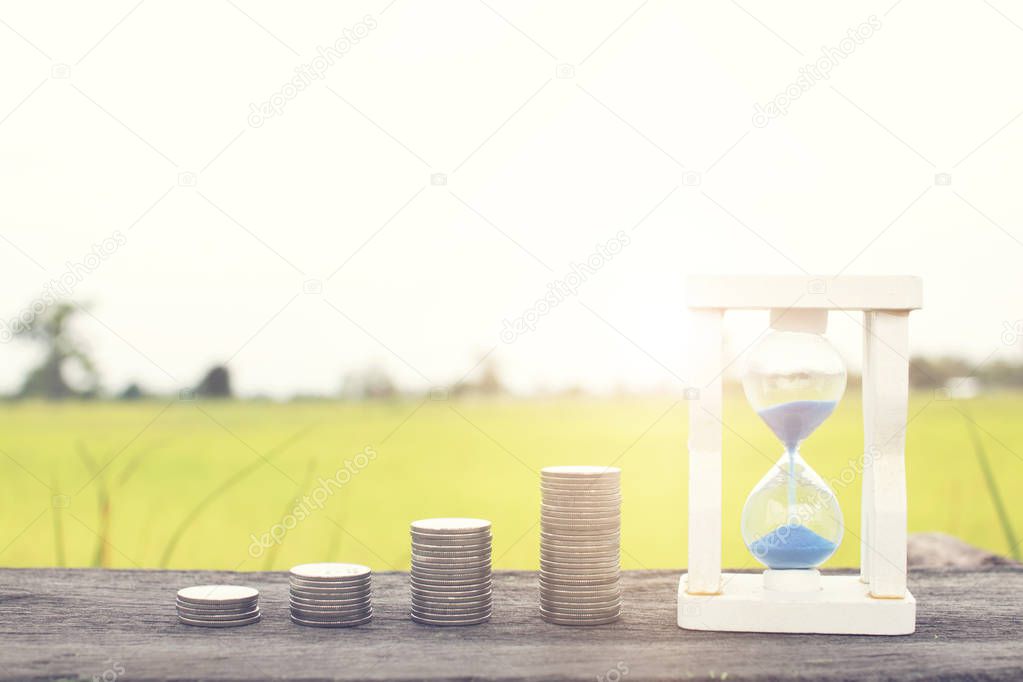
[0,392,1021,571]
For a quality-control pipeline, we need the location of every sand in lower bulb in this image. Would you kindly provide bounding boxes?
[539,466,622,625]
[409,518,492,626]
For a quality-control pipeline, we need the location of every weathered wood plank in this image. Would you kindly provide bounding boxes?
[0,568,1021,681]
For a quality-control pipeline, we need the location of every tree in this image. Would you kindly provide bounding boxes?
[196,365,232,398]
[14,303,98,399]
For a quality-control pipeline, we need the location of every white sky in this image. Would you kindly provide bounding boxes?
[1,0,1022,397]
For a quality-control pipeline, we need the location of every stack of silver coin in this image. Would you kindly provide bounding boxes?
[176,585,261,627]
[410,518,492,626]
[539,466,622,625]
[289,563,373,628]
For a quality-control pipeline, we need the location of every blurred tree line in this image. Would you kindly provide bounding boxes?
[7,303,1023,401]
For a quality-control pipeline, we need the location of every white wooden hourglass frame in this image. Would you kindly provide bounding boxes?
[677,275,920,636]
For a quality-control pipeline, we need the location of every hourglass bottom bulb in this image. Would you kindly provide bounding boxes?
[749,524,838,569]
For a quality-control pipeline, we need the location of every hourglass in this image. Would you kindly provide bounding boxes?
[741,308,845,581]
[678,275,919,635]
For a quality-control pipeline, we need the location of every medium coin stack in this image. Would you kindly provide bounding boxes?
[539,465,622,625]
[410,518,493,626]
[289,563,373,628]
[176,585,261,628]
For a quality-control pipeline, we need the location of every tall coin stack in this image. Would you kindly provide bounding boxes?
[176,585,261,628]
[289,563,373,628]
[539,465,622,625]
[410,518,493,626]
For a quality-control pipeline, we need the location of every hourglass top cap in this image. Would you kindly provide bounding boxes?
[686,275,922,311]
[770,308,827,334]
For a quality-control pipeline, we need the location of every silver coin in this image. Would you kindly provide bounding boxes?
[289,602,371,615]
[541,483,620,492]
[541,536,620,547]
[288,590,372,603]
[411,606,492,620]
[289,579,371,592]
[542,514,620,523]
[410,568,491,580]
[289,563,371,582]
[412,562,491,574]
[174,601,257,617]
[411,518,491,534]
[411,585,491,596]
[540,477,620,487]
[411,607,492,621]
[540,530,619,542]
[540,548,619,560]
[289,588,371,600]
[411,582,491,595]
[174,609,259,621]
[290,574,371,587]
[291,612,373,628]
[413,544,492,556]
[541,509,620,518]
[544,601,621,617]
[290,597,372,610]
[178,612,261,628]
[291,606,373,621]
[410,568,491,581]
[412,597,492,610]
[542,465,620,477]
[541,524,621,536]
[541,487,620,498]
[541,506,620,517]
[411,589,492,601]
[540,575,620,588]
[539,583,621,595]
[541,562,620,574]
[542,573,621,585]
[412,550,491,562]
[410,612,490,626]
[410,536,492,549]
[541,558,620,570]
[410,572,491,585]
[411,539,491,552]
[540,488,617,498]
[176,585,259,606]
[540,592,621,607]
[540,609,621,625]
[409,584,488,593]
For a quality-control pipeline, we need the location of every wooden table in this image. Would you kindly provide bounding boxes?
[1,567,1020,680]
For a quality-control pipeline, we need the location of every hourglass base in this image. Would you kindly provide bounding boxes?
[678,573,916,635]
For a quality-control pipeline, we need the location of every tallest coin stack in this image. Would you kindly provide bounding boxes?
[539,466,622,625]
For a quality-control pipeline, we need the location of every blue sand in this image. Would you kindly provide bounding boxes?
[748,523,838,569]
[757,399,838,450]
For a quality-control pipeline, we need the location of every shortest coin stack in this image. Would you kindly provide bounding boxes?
[410,518,492,626]
[176,585,261,627]
[289,563,373,628]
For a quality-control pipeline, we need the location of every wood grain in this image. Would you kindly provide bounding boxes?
[0,568,1020,681]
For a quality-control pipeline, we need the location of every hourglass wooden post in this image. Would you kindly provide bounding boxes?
[679,275,921,635]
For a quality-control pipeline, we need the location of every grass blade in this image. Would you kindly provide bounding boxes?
[960,405,1021,561]
[159,421,318,568]
[261,456,319,571]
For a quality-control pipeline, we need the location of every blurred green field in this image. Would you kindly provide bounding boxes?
[0,393,1020,571]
